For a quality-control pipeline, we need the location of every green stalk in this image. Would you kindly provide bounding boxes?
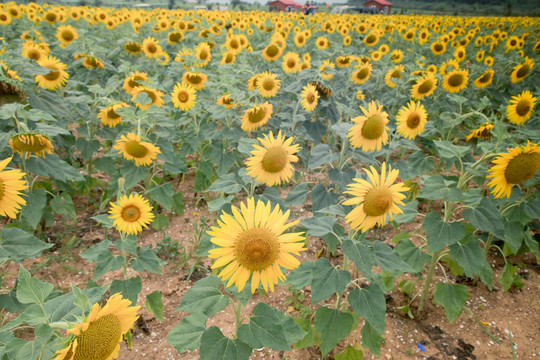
[233,299,243,338]
[417,249,442,315]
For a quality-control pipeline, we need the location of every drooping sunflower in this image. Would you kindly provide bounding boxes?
[465,122,494,141]
[181,72,207,90]
[208,197,306,293]
[343,162,409,233]
[132,87,164,110]
[220,50,236,65]
[122,71,148,95]
[55,25,78,48]
[256,71,280,98]
[0,157,28,219]
[336,55,352,68]
[396,101,428,140]
[108,192,154,235]
[97,103,129,128]
[282,52,301,74]
[384,65,404,88]
[142,37,161,59]
[35,56,69,90]
[410,73,437,100]
[9,133,53,158]
[245,131,300,187]
[247,73,260,91]
[124,41,142,55]
[54,294,140,360]
[241,102,273,132]
[82,56,105,69]
[171,82,197,111]
[350,62,373,85]
[442,69,469,93]
[487,141,540,199]
[300,84,319,113]
[347,101,389,152]
[113,133,161,167]
[506,90,537,125]
[217,94,236,109]
[510,57,534,84]
[473,68,494,88]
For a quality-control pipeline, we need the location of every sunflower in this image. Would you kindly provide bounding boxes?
[142,37,161,59]
[124,41,142,55]
[391,49,404,63]
[108,192,154,235]
[55,25,78,48]
[350,62,373,85]
[54,294,140,360]
[410,73,437,100]
[300,83,319,112]
[122,71,148,95]
[282,52,300,74]
[171,82,196,111]
[208,197,306,293]
[510,57,534,84]
[476,50,485,62]
[315,36,330,50]
[261,42,283,62]
[356,89,365,101]
[473,68,494,88]
[132,87,164,110]
[35,56,69,90]
[294,32,306,47]
[0,157,27,219]
[256,71,280,98]
[182,72,207,90]
[0,10,11,26]
[484,56,494,67]
[384,65,404,88]
[220,50,236,65]
[217,94,236,109]
[319,60,335,80]
[195,42,212,66]
[241,102,273,132]
[167,31,183,44]
[487,142,540,199]
[465,122,494,141]
[21,42,45,62]
[506,90,537,125]
[395,101,428,140]
[82,56,105,69]
[442,69,469,93]
[343,162,408,233]
[98,103,129,128]
[9,133,53,158]
[347,101,389,152]
[336,55,352,68]
[113,133,160,168]
[363,32,379,47]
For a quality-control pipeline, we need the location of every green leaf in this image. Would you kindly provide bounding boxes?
[120,161,148,189]
[314,307,354,356]
[257,186,285,209]
[145,291,163,321]
[310,184,338,212]
[372,241,414,275]
[93,252,123,280]
[110,276,142,306]
[79,240,112,263]
[152,214,169,231]
[237,303,305,351]
[172,193,184,214]
[463,198,504,238]
[335,343,364,360]
[285,183,309,207]
[21,188,47,229]
[50,193,76,220]
[76,137,101,162]
[311,258,351,304]
[361,322,382,356]
[498,263,519,291]
[91,214,114,228]
[432,283,469,323]
[147,182,174,211]
[206,173,242,194]
[0,228,53,262]
[293,317,319,349]
[200,327,252,360]
[503,221,524,254]
[423,211,466,253]
[44,286,107,323]
[194,160,215,193]
[237,138,259,156]
[207,195,234,213]
[405,151,434,177]
[131,248,166,274]
[178,275,229,316]
[323,224,345,253]
[433,140,469,162]
[449,234,486,279]
[394,238,430,273]
[308,144,336,169]
[16,265,54,305]
[167,313,208,353]
[301,216,336,237]
[348,284,386,334]
[342,239,374,279]
[94,157,117,175]
[25,155,84,182]
[285,260,314,289]
[417,175,463,201]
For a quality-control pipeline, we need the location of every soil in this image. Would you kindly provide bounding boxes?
[3,170,540,360]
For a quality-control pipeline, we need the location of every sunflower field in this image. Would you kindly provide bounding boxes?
[0,2,539,359]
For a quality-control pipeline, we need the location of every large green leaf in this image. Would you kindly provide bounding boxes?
[311,258,351,304]
[0,228,53,262]
[285,260,314,289]
[372,241,414,275]
[393,238,430,273]
[432,282,469,323]
[146,182,174,211]
[423,211,466,253]
[120,161,148,189]
[167,313,208,353]
[93,252,123,280]
[21,188,47,229]
[26,155,84,182]
[449,234,486,279]
[199,327,252,360]
[310,184,338,212]
[285,183,309,207]
[342,239,374,279]
[314,307,354,356]
[237,303,305,351]
[417,175,462,201]
[16,265,54,306]
[463,198,504,238]
[335,343,364,360]
[348,284,386,334]
[206,173,243,194]
[300,216,336,237]
[110,276,142,306]
[308,144,336,169]
[145,291,163,321]
[361,321,382,356]
[131,248,166,274]
[177,275,229,316]
[50,193,76,220]
[433,141,469,162]
[76,137,101,162]
[44,286,108,323]
[392,200,420,224]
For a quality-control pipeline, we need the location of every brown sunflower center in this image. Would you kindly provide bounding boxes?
[515,99,531,117]
[266,45,279,58]
[287,58,296,68]
[261,147,288,174]
[62,30,74,41]
[262,78,275,91]
[391,70,401,79]
[177,91,189,103]
[45,13,57,22]
[225,53,234,63]
[73,314,122,360]
[516,64,530,79]
[478,72,492,83]
[143,90,157,103]
[363,186,393,217]
[146,44,157,54]
[504,152,540,184]
[297,35,305,44]
[44,70,60,81]
[365,35,376,45]
[169,33,182,42]
[121,205,141,222]
[361,114,385,140]
[448,73,464,87]
[407,112,421,128]
[417,79,434,95]
[187,74,202,85]
[106,108,121,119]
[198,49,209,60]
[307,92,316,104]
[124,140,149,158]
[234,227,280,271]
[28,49,41,61]
[126,43,141,52]
[356,68,370,80]
[248,107,267,123]
[229,39,240,49]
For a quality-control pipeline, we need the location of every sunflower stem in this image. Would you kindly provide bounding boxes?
[417,249,442,315]
[233,299,243,338]
[49,321,70,330]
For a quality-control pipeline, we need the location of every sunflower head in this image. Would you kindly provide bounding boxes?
[113,132,161,167]
[241,102,273,132]
[347,101,389,152]
[109,192,155,235]
[9,133,53,158]
[0,157,28,218]
[465,122,494,141]
[507,90,537,125]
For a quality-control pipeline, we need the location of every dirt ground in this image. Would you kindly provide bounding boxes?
[4,171,540,360]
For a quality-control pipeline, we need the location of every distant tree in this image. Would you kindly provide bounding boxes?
[505,0,514,15]
[169,0,175,9]
[231,0,241,8]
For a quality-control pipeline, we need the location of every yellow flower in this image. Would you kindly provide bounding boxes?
[195,42,212,66]
[350,62,373,85]
[363,32,379,47]
[142,37,162,59]
[35,56,69,90]
[510,57,534,84]
[182,72,207,90]
[113,133,161,167]
[124,41,142,55]
[473,68,494,88]
[0,157,27,219]
[465,122,494,141]
[506,90,536,125]
[442,69,469,93]
[384,65,404,88]
[410,73,437,100]
[97,103,129,128]
[208,198,306,293]
[300,83,319,112]
[261,42,283,62]
[241,102,273,132]
[396,101,428,140]
[282,52,301,74]
[131,87,164,110]
[216,94,236,109]
[347,101,389,152]
[9,133,53,158]
[171,82,196,111]
[109,193,154,235]
[256,71,280,98]
[122,72,148,95]
[56,25,78,48]
[315,36,330,50]
[319,60,335,80]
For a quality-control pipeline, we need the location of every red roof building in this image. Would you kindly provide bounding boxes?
[364,0,392,14]
[268,0,302,12]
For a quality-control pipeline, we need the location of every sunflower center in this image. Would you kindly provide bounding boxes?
[28,49,41,60]
[199,49,209,60]
[73,314,122,360]
[144,90,157,103]
[225,53,234,63]
[262,78,275,91]
[365,35,376,44]
[356,68,369,80]
[516,64,530,78]
[0,179,4,201]
[407,112,421,128]
[248,108,266,123]
[124,140,149,158]
[504,153,540,184]
[363,186,393,217]
[287,58,296,68]
[448,74,464,87]
[234,227,280,271]
[121,205,141,222]
[187,74,202,84]
[391,70,401,79]
[478,72,492,83]
[515,99,531,117]
[62,30,74,41]
[177,91,189,103]
[45,13,57,22]
[107,109,121,119]
[417,79,434,94]
[147,44,157,54]
[44,70,60,81]
[361,114,385,140]
[307,93,316,104]
[261,147,288,173]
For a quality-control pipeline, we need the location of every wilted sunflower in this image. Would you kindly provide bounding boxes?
[108,192,154,235]
[82,56,105,69]
[54,294,140,360]
[35,56,69,90]
[465,122,494,141]
[97,103,129,128]
[245,131,300,186]
[171,82,196,111]
[56,25,78,48]
[506,90,536,125]
[300,83,319,112]
[350,62,373,85]
[241,102,273,132]
[208,197,306,293]
[9,133,53,158]
[410,73,437,100]
[124,41,142,55]
[256,71,280,98]
[216,94,236,109]
[510,57,534,84]
[142,37,161,59]
[0,157,27,219]
[182,72,207,90]
[122,71,148,95]
[131,87,164,110]
[473,68,494,88]
[347,101,389,152]
[113,133,161,167]
[384,65,404,88]
[396,101,428,140]
[343,162,409,233]
[282,52,301,74]
[442,69,469,93]
[487,141,540,199]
